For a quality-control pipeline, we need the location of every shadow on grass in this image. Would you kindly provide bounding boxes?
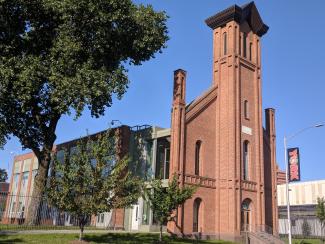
[83,233,160,244]
[0,233,23,243]
[83,233,219,244]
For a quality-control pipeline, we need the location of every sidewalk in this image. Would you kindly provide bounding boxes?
[0,229,120,235]
[0,229,161,235]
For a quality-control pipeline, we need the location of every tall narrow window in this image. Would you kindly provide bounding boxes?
[193,198,202,232]
[256,40,259,63]
[155,137,170,179]
[223,32,227,55]
[249,43,252,61]
[244,100,249,119]
[243,141,249,180]
[243,33,247,58]
[239,35,242,55]
[165,148,170,179]
[195,141,201,175]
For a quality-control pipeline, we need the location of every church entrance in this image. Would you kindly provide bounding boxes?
[241,199,252,232]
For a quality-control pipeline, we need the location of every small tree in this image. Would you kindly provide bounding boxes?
[145,174,196,242]
[316,197,325,243]
[301,218,311,238]
[47,131,142,241]
[0,169,8,182]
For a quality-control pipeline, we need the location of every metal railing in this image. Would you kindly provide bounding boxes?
[240,224,273,235]
[0,192,97,230]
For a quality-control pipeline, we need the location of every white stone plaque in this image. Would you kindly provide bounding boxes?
[242,126,252,135]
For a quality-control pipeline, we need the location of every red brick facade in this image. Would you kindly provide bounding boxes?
[276,166,286,185]
[168,3,278,241]
[0,182,9,193]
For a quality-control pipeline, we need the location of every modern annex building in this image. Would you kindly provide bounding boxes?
[278,180,325,237]
[2,125,171,229]
[2,2,280,243]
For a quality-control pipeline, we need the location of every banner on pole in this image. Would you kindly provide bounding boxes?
[288,147,301,182]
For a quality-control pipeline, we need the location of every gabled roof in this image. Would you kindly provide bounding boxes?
[185,85,218,123]
[205,1,268,37]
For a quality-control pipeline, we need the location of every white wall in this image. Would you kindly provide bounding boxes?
[279,218,324,237]
[278,180,325,206]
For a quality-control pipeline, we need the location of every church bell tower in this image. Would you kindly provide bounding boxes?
[205,1,276,237]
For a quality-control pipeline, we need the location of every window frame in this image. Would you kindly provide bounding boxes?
[195,141,201,176]
[244,100,249,120]
[193,198,202,232]
[243,33,247,58]
[243,141,250,181]
[223,32,227,56]
[249,43,252,61]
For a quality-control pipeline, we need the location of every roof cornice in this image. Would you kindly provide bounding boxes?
[205,2,269,37]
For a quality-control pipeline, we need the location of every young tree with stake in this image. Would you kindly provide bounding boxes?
[145,174,196,242]
[47,131,142,241]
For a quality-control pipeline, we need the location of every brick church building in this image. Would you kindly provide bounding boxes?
[3,2,280,242]
[168,2,278,241]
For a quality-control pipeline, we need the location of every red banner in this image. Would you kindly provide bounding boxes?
[288,147,301,182]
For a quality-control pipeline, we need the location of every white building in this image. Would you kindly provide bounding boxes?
[277,180,325,237]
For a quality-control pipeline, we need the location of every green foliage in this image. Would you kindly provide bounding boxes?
[316,197,325,224]
[0,0,168,162]
[47,131,143,239]
[316,197,325,240]
[145,174,196,241]
[301,219,311,238]
[0,168,8,182]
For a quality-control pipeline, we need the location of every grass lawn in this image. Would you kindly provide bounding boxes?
[0,233,236,244]
[282,238,325,244]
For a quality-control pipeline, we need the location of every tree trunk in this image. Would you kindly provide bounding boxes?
[159,223,163,243]
[79,216,86,241]
[79,224,84,241]
[26,150,51,225]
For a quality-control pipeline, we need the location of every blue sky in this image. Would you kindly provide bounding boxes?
[1,0,325,182]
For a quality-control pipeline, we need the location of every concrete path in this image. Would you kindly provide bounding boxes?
[0,229,160,235]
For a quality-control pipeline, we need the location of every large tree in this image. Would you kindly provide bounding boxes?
[0,0,168,222]
[47,131,142,241]
[0,168,8,182]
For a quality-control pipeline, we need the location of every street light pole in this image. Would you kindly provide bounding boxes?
[9,151,16,180]
[284,136,292,244]
[284,123,324,244]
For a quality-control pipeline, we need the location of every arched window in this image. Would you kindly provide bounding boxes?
[223,32,227,55]
[195,141,201,175]
[249,43,252,61]
[243,141,250,180]
[243,33,247,58]
[239,35,242,55]
[244,100,249,119]
[193,198,202,232]
[241,198,252,232]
